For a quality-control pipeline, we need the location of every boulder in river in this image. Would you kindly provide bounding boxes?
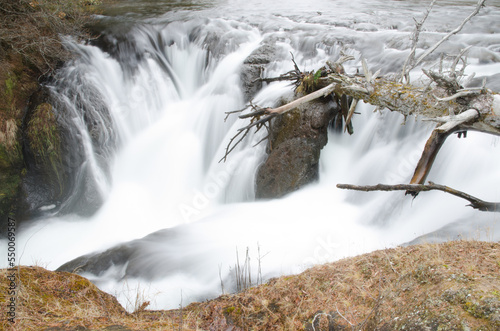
[255,98,335,199]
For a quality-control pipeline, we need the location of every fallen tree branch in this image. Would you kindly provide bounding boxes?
[336,182,500,212]
[424,108,479,124]
[433,90,481,103]
[344,99,358,133]
[259,52,304,87]
[266,82,337,115]
[400,0,437,83]
[220,81,339,161]
[412,0,486,72]
[408,129,452,188]
[219,0,498,213]
[409,109,480,187]
[434,108,479,132]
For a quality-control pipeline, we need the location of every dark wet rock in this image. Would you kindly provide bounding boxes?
[20,87,68,220]
[57,243,133,276]
[57,228,179,280]
[19,83,115,220]
[240,43,278,101]
[255,98,334,199]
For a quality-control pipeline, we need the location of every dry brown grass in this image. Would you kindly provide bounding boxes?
[188,240,500,330]
[0,266,181,330]
[0,0,102,74]
[1,240,499,330]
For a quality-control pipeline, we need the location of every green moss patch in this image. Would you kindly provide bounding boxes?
[26,102,63,189]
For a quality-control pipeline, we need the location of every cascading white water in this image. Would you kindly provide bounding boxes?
[2,0,500,311]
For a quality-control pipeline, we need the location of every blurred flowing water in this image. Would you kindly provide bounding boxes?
[2,0,500,310]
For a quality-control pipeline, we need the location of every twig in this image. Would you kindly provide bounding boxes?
[219,129,250,163]
[219,264,225,294]
[311,312,331,331]
[344,99,358,133]
[362,58,372,82]
[259,52,304,87]
[451,46,472,76]
[400,0,437,83]
[423,108,479,124]
[433,108,479,132]
[336,182,500,212]
[413,0,486,69]
[422,68,461,92]
[384,254,400,276]
[266,82,337,115]
[432,90,481,102]
[222,81,338,161]
[237,113,277,132]
[290,51,301,72]
[179,290,183,331]
[253,134,269,148]
[224,106,249,121]
[357,292,383,330]
[335,305,355,326]
[238,105,268,119]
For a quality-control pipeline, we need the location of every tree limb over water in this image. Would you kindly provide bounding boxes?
[223,0,499,211]
[336,182,500,212]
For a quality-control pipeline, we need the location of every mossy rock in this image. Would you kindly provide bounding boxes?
[255,99,334,199]
[25,102,63,190]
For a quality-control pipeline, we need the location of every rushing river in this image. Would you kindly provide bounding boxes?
[2,0,500,310]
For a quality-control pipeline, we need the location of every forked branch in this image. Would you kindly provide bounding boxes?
[221,1,498,211]
[336,182,500,212]
[401,0,486,82]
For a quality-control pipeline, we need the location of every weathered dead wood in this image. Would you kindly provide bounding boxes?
[401,0,486,83]
[408,129,452,190]
[224,6,498,162]
[400,0,437,83]
[221,0,498,211]
[267,83,337,115]
[221,69,498,162]
[252,73,496,133]
[409,109,480,190]
[258,52,305,87]
[336,182,500,212]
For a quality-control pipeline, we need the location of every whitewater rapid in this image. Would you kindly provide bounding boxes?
[2,0,500,310]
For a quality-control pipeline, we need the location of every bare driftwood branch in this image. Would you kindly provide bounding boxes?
[266,83,337,115]
[433,90,481,102]
[336,182,500,212]
[258,52,305,87]
[400,0,437,83]
[344,99,359,133]
[221,1,498,212]
[222,66,498,163]
[408,109,480,188]
[411,0,486,74]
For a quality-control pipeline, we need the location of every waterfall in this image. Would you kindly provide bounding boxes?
[2,0,500,311]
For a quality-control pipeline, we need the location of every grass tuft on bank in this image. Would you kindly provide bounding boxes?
[1,240,499,330]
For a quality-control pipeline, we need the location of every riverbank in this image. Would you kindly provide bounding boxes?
[0,0,103,229]
[1,240,499,330]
